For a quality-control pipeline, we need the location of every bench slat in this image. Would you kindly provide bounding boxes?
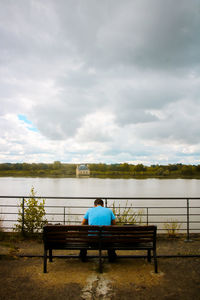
[102,225,156,231]
[43,225,100,232]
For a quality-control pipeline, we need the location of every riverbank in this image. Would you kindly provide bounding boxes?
[1,172,200,179]
[1,162,200,179]
[0,235,200,299]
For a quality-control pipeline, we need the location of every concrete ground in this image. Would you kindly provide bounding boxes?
[0,234,200,300]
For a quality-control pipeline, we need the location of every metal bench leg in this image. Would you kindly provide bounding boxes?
[147,250,151,262]
[98,231,103,273]
[99,248,103,273]
[49,249,53,262]
[44,249,47,273]
[153,249,158,273]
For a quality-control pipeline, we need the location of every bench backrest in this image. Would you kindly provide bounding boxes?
[43,225,100,248]
[43,225,157,248]
[100,225,156,246]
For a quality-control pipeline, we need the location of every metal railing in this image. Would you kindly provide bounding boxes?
[0,196,200,241]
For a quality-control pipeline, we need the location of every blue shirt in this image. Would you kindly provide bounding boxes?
[83,206,116,226]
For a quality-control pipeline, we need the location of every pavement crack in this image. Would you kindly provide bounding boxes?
[81,274,113,300]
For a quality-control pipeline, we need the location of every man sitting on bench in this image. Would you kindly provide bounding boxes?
[80,198,117,262]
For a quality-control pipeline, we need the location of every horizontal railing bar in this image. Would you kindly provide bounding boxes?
[34,206,91,209]
[1,205,200,209]
[146,221,200,224]
[2,218,199,223]
[147,207,200,209]
[0,205,20,207]
[110,207,188,209]
[0,212,19,215]
[115,214,189,216]
[1,196,200,200]
[1,213,200,218]
[3,213,199,217]
[182,214,200,216]
[45,213,84,216]
[111,207,200,209]
[1,212,192,216]
[0,205,90,208]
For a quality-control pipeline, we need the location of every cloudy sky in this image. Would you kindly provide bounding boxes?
[1,0,200,165]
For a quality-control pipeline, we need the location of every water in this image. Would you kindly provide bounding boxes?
[0,177,200,198]
[0,177,200,231]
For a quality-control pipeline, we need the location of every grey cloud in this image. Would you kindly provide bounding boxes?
[116,109,157,125]
[137,100,200,144]
[1,0,200,74]
[30,69,200,141]
[57,70,98,89]
[104,0,200,71]
[52,0,200,71]
[110,75,188,125]
[32,100,82,139]
[32,89,104,139]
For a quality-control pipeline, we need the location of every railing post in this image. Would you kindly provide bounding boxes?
[146,207,149,225]
[22,198,25,236]
[64,207,65,225]
[185,198,192,242]
[105,198,108,208]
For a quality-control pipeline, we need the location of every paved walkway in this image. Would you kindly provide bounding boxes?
[0,235,200,299]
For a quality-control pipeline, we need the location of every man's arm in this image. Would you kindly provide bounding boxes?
[111,209,116,225]
[82,209,89,225]
[111,219,116,225]
[82,218,88,225]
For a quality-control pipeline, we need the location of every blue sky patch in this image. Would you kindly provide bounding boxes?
[18,114,38,132]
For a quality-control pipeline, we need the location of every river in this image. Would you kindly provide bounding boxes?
[0,177,200,197]
[0,177,200,232]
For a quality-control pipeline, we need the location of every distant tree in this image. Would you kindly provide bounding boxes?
[156,167,164,176]
[134,164,146,172]
[22,163,31,170]
[195,165,200,173]
[53,161,62,169]
[181,165,194,176]
[120,163,130,172]
[97,163,107,172]
[15,163,23,170]
[168,164,179,171]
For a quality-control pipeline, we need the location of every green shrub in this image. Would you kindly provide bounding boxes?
[111,201,143,225]
[163,219,181,237]
[15,186,47,234]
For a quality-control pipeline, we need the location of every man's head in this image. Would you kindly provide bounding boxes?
[94,198,104,207]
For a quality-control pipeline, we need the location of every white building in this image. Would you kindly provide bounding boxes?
[76,164,90,177]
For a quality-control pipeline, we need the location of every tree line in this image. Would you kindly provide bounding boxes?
[0,161,200,178]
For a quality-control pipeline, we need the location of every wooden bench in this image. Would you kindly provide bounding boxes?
[43,225,158,273]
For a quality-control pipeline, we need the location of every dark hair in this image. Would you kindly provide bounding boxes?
[94,198,104,206]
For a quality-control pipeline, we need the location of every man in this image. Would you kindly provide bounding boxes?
[80,198,117,262]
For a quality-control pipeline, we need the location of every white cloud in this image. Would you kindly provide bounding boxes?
[75,111,117,142]
[0,0,200,164]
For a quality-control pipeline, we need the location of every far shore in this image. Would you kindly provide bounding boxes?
[0,172,200,179]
